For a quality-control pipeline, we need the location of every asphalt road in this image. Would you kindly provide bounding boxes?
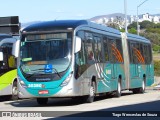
[0,89,160,120]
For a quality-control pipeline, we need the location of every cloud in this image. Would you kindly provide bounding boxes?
[55,9,64,13]
[76,13,84,17]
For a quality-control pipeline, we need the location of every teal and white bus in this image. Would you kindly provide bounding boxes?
[18,20,154,105]
[0,16,20,100]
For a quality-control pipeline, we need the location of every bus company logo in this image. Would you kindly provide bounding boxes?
[2,112,11,117]
[106,70,111,75]
[36,78,51,81]
[1,112,42,117]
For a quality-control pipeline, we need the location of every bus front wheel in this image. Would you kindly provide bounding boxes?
[84,81,95,103]
[37,98,48,105]
[11,81,18,100]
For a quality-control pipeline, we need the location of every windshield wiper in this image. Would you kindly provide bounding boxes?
[26,72,41,79]
[49,68,61,78]
[19,65,45,79]
[27,68,61,78]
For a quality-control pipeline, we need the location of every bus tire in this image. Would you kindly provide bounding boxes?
[37,98,48,105]
[139,78,146,93]
[11,81,18,100]
[133,78,145,94]
[132,89,138,94]
[84,81,95,103]
[115,80,121,97]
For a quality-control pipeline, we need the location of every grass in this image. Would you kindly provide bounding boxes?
[153,53,160,61]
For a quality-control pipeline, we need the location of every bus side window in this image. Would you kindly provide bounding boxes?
[85,32,95,65]
[76,31,86,65]
[130,42,143,64]
[0,47,3,66]
[8,46,16,68]
[108,39,123,63]
[108,39,117,63]
[143,44,147,64]
[103,37,109,61]
[116,39,124,63]
[130,43,137,64]
[143,44,152,64]
[2,43,16,69]
[8,55,16,68]
[148,45,152,63]
[0,47,8,69]
[93,36,103,63]
[75,40,85,66]
[75,31,87,78]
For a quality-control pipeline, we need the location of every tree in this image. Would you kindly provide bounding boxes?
[128,22,137,29]
[120,28,125,32]
[145,28,160,34]
[154,23,160,28]
[107,22,119,29]
[141,32,160,46]
[139,21,155,29]
[153,44,160,52]
[128,28,137,34]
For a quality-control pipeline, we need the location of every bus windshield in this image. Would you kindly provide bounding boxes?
[20,32,72,74]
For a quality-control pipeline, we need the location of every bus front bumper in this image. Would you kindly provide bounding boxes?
[18,81,75,98]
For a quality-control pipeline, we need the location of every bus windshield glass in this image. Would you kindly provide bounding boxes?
[20,32,72,74]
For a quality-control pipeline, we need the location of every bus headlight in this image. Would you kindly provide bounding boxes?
[60,73,72,87]
[18,77,28,88]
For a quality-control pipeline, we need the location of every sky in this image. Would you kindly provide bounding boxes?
[0,0,160,23]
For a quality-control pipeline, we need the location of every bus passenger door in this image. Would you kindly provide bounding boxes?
[102,37,112,92]
[130,42,139,78]
[144,44,152,76]
[108,39,117,79]
[93,36,103,79]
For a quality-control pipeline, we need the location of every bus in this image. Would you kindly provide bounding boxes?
[0,16,20,100]
[17,20,154,105]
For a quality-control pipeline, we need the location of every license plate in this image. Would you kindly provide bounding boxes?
[38,90,49,94]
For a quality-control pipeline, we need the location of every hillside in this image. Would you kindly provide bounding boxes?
[21,13,160,28]
[90,13,160,22]
[90,13,130,21]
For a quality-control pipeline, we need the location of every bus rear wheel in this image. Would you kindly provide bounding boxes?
[133,79,145,94]
[115,80,121,97]
[11,81,18,100]
[139,78,146,93]
[140,78,145,93]
[37,98,48,105]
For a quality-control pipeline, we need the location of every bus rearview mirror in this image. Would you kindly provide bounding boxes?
[75,36,82,53]
[0,52,3,61]
[12,40,20,58]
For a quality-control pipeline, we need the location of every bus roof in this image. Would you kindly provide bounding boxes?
[22,20,88,32]
[127,33,151,43]
[22,20,150,43]
[22,20,120,35]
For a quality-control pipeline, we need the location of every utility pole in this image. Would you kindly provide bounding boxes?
[124,0,128,33]
[137,0,148,35]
